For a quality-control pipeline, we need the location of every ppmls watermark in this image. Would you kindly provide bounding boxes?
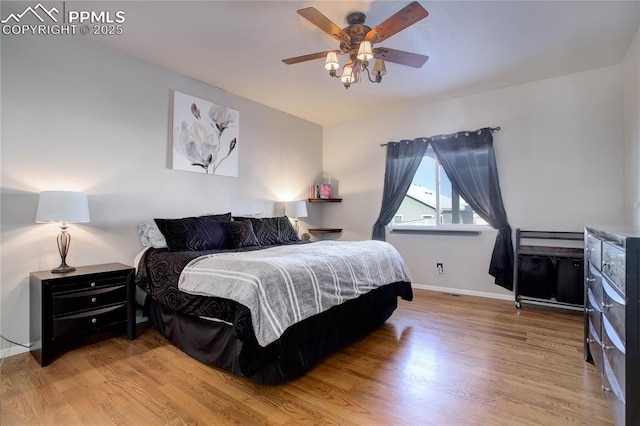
[1,2,126,36]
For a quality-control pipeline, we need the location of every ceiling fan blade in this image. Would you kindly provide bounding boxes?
[297,7,351,43]
[366,1,428,44]
[373,47,429,68]
[282,51,335,65]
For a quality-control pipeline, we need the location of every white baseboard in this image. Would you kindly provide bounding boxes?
[411,283,514,301]
[1,345,29,360]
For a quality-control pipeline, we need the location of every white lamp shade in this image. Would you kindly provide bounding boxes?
[324,51,339,71]
[357,40,374,62]
[35,191,90,223]
[341,64,354,84]
[285,200,308,218]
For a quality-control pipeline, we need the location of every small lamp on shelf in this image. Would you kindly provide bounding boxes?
[285,200,308,236]
[35,191,90,273]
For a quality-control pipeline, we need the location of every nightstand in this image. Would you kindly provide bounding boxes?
[30,263,136,366]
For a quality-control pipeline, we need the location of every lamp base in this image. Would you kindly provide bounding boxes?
[52,227,75,273]
[51,262,76,274]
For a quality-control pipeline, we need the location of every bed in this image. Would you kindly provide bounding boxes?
[134,214,413,385]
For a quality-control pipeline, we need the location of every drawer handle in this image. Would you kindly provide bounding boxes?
[586,248,592,253]
[601,385,611,393]
[90,282,96,287]
[586,278,595,283]
[91,318,97,324]
[603,262,610,268]
[602,344,613,351]
[600,303,611,310]
[585,337,595,344]
[91,297,97,303]
[584,307,594,314]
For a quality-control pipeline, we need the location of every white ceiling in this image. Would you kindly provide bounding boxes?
[80,1,639,125]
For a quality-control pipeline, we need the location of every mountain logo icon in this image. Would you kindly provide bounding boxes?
[1,3,59,24]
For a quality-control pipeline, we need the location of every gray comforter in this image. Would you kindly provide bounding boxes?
[178,240,412,346]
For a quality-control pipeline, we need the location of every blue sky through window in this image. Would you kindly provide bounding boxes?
[413,156,452,198]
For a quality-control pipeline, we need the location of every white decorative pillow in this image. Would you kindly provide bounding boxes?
[137,220,168,248]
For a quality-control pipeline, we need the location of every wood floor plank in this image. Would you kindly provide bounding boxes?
[0,289,613,425]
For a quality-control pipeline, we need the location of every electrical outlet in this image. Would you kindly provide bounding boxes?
[436,263,444,274]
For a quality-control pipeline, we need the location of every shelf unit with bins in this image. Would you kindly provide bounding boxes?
[514,229,584,310]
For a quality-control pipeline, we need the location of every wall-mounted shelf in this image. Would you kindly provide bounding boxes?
[308,228,342,234]
[308,198,342,203]
[308,194,342,236]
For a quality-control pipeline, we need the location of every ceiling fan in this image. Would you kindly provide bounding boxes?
[282,1,429,89]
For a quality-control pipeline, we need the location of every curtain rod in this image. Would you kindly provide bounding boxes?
[379,126,501,147]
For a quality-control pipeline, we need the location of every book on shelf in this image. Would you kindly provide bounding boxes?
[310,185,320,198]
[320,183,331,199]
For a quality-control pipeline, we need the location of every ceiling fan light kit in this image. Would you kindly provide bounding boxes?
[283,1,429,90]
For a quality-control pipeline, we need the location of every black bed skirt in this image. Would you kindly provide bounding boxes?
[147,281,412,385]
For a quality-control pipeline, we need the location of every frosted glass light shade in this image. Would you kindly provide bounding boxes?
[36,191,90,223]
[373,59,387,76]
[285,200,308,218]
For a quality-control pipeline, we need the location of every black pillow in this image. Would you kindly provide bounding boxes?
[207,212,232,222]
[223,220,260,249]
[238,216,300,245]
[154,216,228,251]
[277,216,300,243]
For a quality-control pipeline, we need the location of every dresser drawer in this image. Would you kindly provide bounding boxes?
[52,304,126,338]
[602,241,626,295]
[586,234,602,268]
[587,319,604,379]
[603,353,626,426]
[586,288,603,341]
[586,263,603,305]
[602,279,626,345]
[52,284,127,316]
[603,315,626,394]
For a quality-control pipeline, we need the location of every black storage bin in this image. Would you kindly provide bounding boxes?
[517,255,555,299]
[555,258,584,304]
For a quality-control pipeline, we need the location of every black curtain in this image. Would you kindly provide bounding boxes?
[430,128,514,290]
[372,139,429,241]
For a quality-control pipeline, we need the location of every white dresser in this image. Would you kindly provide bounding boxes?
[584,226,639,426]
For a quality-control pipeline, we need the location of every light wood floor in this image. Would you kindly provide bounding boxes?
[1,289,612,425]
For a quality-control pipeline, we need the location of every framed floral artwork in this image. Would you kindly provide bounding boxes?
[171,91,239,176]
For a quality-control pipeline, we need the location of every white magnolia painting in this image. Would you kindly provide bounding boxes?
[171,91,239,176]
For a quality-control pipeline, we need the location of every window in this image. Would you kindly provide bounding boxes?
[390,149,487,229]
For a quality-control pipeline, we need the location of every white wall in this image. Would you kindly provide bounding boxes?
[0,35,322,356]
[323,66,625,297]
[623,28,640,226]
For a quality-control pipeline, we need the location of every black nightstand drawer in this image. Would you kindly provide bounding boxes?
[52,284,127,316]
[50,275,128,293]
[53,304,127,338]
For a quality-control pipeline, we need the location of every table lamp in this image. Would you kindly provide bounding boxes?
[285,200,308,235]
